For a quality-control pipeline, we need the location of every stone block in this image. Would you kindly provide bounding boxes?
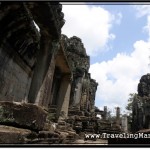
[38,131,60,138]
[58,121,66,126]
[0,101,47,131]
[68,110,84,116]
[57,125,66,131]
[43,122,56,131]
[0,125,37,144]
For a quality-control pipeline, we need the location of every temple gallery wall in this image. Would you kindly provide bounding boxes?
[0,2,142,144]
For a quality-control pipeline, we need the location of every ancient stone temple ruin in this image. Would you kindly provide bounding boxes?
[0,2,122,144]
[132,73,150,132]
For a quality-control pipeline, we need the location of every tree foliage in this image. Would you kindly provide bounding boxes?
[126,93,137,111]
[126,93,137,131]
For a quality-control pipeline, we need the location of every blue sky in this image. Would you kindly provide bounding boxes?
[90,5,147,64]
[62,3,150,114]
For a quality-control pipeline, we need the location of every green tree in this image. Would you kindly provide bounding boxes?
[126,93,137,131]
[126,93,137,111]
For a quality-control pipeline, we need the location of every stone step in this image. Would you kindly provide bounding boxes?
[49,105,57,108]
[58,121,66,125]
[38,131,60,138]
[84,129,95,132]
[48,108,57,113]
[68,110,84,116]
[28,138,61,144]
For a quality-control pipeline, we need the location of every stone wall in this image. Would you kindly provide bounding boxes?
[61,35,98,115]
[0,3,40,103]
[132,73,150,132]
[0,45,32,102]
[0,2,102,144]
[0,2,65,109]
[0,2,67,143]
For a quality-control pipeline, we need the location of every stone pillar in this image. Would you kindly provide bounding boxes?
[72,77,83,110]
[121,115,128,132]
[35,54,56,108]
[56,74,71,120]
[50,70,62,106]
[80,76,90,111]
[116,107,120,124]
[28,32,59,109]
[103,106,107,120]
[28,33,52,103]
[80,92,87,111]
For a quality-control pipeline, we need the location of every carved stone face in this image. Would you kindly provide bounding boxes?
[138,74,150,97]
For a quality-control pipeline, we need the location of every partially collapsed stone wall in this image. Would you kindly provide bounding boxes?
[0,2,102,144]
[0,2,122,144]
[61,35,98,113]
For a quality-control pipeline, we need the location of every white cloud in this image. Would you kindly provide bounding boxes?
[134,5,150,18]
[115,12,122,25]
[89,40,150,113]
[88,5,150,113]
[62,4,150,114]
[143,16,150,41]
[62,5,122,56]
[134,5,150,41]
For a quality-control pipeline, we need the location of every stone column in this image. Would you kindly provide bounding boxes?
[80,76,90,111]
[35,54,56,108]
[116,107,120,125]
[72,77,83,110]
[80,92,87,111]
[49,68,62,106]
[103,106,107,120]
[121,115,128,132]
[56,74,71,120]
[28,32,59,109]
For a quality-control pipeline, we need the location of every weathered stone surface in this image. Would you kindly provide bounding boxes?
[132,73,150,132]
[0,2,103,144]
[38,131,60,139]
[43,122,56,132]
[0,2,65,109]
[55,130,78,144]
[0,45,33,103]
[66,105,122,137]
[61,35,90,109]
[68,110,84,116]
[73,139,108,145]
[0,125,37,144]
[61,34,98,118]
[0,101,47,131]
[27,2,65,40]
[28,131,62,144]
[138,73,150,97]
[0,3,40,68]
